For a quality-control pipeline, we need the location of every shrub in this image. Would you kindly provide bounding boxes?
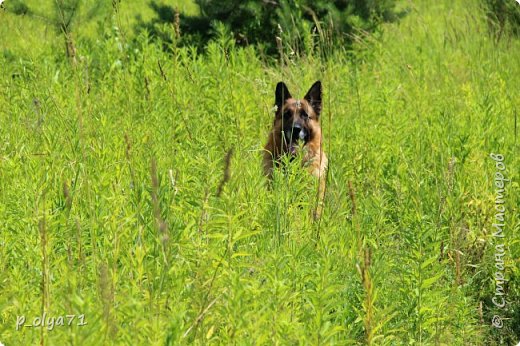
[483,0,520,39]
[137,0,398,56]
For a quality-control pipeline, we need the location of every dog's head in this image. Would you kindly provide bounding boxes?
[273,81,322,155]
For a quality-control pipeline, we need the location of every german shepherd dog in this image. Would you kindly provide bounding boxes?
[263,81,328,218]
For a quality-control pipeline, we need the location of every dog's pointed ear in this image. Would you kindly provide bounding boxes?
[304,81,322,116]
[275,82,292,110]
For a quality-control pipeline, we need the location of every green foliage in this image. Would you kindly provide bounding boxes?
[3,0,111,59]
[484,0,520,38]
[5,0,31,15]
[137,0,398,56]
[0,0,519,344]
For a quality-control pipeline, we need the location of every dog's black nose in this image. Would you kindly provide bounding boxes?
[285,124,308,143]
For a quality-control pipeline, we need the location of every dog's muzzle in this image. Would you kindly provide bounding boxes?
[284,124,309,154]
[285,123,309,142]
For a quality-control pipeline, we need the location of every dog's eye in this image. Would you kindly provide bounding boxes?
[283,111,291,119]
[301,111,309,120]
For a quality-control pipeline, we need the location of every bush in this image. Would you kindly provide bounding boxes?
[137,0,398,56]
[484,0,520,39]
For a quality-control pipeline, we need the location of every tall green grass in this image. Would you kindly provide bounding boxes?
[1,0,519,344]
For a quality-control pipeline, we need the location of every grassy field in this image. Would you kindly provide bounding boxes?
[1,0,519,344]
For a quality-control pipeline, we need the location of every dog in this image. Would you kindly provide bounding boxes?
[263,80,328,218]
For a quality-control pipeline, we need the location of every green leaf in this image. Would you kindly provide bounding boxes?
[421,272,444,289]
[420,255,438,269]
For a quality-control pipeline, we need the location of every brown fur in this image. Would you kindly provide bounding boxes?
[263,81,328,218]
